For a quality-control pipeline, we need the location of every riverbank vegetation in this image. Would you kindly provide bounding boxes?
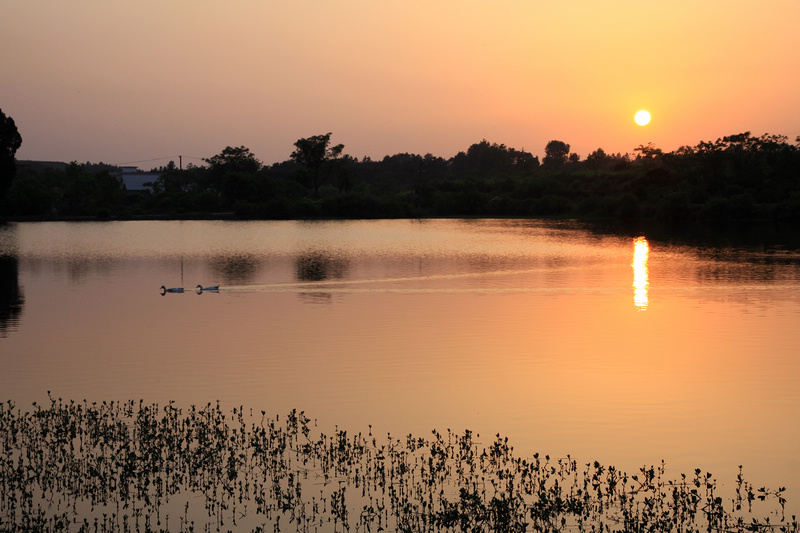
[1,397,795,532]
[3,132,800,222]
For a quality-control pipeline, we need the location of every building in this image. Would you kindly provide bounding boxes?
[119,166,160,192]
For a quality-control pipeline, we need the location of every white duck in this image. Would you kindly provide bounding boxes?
[160,285,184,295]
[195,284,220,293]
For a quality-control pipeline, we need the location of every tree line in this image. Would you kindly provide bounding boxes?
[2,108,799,222]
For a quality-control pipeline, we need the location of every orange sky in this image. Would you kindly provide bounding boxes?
[3,1,799,166]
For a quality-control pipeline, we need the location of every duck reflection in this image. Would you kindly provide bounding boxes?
[632,236,649,310]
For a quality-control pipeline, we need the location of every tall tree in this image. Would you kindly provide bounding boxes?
[290,133,344,194]
[0,109,23,199]
[203,146,263,204]
[543,140,570,168]
[204,146,262,174]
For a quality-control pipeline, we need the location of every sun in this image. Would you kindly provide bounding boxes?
[634,110,651,126]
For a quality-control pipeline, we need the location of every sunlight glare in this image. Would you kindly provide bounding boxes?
[634,110,651,126]
[632,236,649,310]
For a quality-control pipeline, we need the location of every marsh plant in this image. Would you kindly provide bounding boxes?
[1,396,796,532]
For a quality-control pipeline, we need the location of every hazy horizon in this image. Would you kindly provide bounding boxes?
[3,1,799,167]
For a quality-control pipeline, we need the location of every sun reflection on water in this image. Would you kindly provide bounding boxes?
[632,236,649,310]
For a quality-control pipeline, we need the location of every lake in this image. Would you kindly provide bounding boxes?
[1,218,799,516]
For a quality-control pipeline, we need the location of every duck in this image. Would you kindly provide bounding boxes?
[160,285,184,295]
[195,284,220,293]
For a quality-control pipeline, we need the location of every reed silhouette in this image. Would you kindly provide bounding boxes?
[0,396,795,532]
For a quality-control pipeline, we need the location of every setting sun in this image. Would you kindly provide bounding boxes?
[634,110,651,126]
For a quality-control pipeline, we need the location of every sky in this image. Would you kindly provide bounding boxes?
[3,1,800,167]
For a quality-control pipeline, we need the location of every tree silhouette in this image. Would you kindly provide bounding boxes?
[543,140,570,168]
[204,146,262,174]
[451,140,538,177]
[634,142,663,160]
[290,133,344,194]
[0,109,23,199]
[586,148,608,175]
[203,146,263,205]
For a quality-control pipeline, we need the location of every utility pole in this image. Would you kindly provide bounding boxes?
[179,155,183,170]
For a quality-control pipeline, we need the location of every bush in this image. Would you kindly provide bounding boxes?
[2,177,52,216]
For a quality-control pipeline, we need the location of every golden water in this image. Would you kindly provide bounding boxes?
[1,219,799,514]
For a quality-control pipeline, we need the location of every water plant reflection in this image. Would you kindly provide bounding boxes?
[632,236,650,310]
[1,398,794,532]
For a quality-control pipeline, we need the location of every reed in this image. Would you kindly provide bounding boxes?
[1,396,795,532]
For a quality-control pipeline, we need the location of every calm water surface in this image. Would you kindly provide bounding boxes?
[1,219,799,506]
